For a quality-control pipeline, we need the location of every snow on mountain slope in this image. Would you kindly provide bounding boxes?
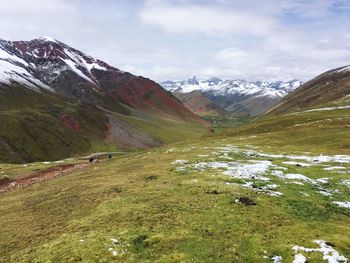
[336,65,350,73]
[161,76,303,98]
[0,41,52,91]
[161,77,303,117]
[0,37,118,89]
[0,37,204,123]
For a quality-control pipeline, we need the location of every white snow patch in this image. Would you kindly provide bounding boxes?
[280,173,311,181]
[39,36,58,43]
[293,254,307,263]
[342,180,350,188]
[86,62,108,71]
[243,148,350,164]
[319,189,333,197]
[292,240,348,263]
[222,160,272,181]
[240,182,283,197]
[336,65,350,73]
[172,160,189,165]
[271,170,285,177]
[267,191,283,197]
[332,201,350,208]
[271,255,283,263]
[0,58,53,91]
[324,166,346,171]
[192,161,232,170]
[62,58,95,84]
[109,238,128,257]
[316,178,329,184]
[302,106,350,113]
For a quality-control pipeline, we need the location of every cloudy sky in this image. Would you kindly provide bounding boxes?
[1,0,350,82]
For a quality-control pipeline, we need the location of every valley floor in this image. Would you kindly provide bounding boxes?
[0,133,349,262]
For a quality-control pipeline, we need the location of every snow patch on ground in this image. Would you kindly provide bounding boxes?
[108,238,129,257]
[304,106,350,113]
[324,166,346,171]
[240,146,350,164]
[316,178,329,184]
[240,182,283,197]
[222,160,272,181]
[172,160,189,165]
[273,172,314,184]
[292,240,348,263]
[293,254,307,263]
[332,201,350,208]
[271,255,283,263]
[342,180,350,188]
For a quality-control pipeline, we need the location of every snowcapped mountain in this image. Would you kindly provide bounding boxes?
[0,37,202,122]
[161,77,303,117]
[0,37,114,91]
[161,76,303,98]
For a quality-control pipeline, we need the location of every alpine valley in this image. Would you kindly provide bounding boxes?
[1,62,350,262]
[1,40,350,263]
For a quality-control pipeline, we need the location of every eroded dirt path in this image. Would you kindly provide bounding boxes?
[0,162,90,193]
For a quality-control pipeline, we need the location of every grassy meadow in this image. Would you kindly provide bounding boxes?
[0,99,349,262]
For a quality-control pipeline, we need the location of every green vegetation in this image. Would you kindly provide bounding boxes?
[217,98,350,155]
[210,116,251,131]
[0,86,207,163]
[0,94,349,262]
[115,112,206,144]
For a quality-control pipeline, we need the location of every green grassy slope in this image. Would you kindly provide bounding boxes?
[0,94,349,262]
[0,86,115,163]
[265,66,350,116]
[0,85,207,163]
[220,95,350,155]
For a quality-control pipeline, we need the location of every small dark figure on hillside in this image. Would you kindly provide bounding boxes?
[89,157,94,163]
[109,154,112,159]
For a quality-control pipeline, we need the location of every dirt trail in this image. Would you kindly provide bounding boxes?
[0,162,90,193]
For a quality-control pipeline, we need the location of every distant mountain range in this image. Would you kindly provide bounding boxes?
[0,37,205,163]
[161,77,303,117]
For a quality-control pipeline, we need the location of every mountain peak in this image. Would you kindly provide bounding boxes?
[206,77,222,85]
[186,76,199,85]
[37,36,58,43]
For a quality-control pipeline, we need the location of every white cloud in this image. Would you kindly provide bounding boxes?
[0,0,349,82]
[139,2,278,36]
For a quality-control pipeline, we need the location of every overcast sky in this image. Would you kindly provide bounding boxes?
[1,0,350,82]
